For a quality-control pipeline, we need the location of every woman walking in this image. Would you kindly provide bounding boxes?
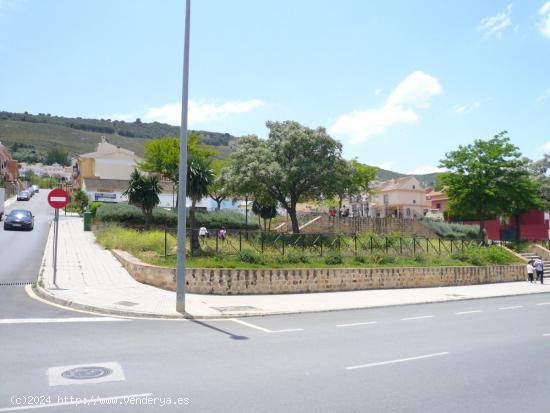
[527,260,535,283]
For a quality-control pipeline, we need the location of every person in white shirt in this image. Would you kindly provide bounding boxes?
[527,260,535,283]
[199,226,208,238]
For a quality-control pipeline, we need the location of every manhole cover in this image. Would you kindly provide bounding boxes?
[61,367,113,380]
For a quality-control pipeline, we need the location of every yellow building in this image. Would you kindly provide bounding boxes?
[369,176,430,218]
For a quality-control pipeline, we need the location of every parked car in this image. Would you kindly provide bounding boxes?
[16,191,31,201]
[31,185,39,193]
[424,209,445,222]
[3,209,34,231]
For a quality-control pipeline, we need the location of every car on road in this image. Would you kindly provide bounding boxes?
[3,209,34,231]
[31,185,39,193]
[16,191,31,201]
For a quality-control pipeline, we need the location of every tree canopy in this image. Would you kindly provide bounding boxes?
[439,132,542,242]
[222,121,343,233]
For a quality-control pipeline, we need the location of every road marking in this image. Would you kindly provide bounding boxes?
[455,310,482,315]
[0,393,152,412]
[346,352,449,370]
[536,302,550,306]
[400,315,434,321]
[336,321,377,327]
[497,306,523,310]
[0,317,126,324]
[231,318,303,333]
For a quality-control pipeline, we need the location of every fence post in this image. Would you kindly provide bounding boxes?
[370,236,373,254]
[302,235,305,252]
[400,237,403,255]
[239,230,242,252]
[461,239,464,252]
[164,227,167,258]
[385,236,388,254]
[413,236,416,254]
[354,233,357,256]
[438,238,441,255]
[261,232,264,253]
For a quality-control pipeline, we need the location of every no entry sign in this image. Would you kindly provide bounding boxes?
[48,188,69,209]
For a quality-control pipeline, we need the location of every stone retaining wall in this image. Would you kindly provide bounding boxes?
[111,249,525,295]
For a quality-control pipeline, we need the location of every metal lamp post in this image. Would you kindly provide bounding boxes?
[176,0,191,315]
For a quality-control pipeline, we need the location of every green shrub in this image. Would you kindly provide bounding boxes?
[277,251,309,264]
[96,203,259,229]
[89,201,104,218]
[421,219,479,239]
[324,253,343,265]
[414,253,427,263]
[354,255,366,264]
[238,249,265,265]
[367,253,396,265]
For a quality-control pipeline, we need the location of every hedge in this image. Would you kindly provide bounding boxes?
[420,219,479,239]
[95,203,258,229]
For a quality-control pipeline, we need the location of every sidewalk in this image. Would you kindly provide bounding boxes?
[34,217,550,319]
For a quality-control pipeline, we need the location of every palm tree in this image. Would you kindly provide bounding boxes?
[187,156,214,254]
[123,169,162,227]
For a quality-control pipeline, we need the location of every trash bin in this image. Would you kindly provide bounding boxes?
[83,210,92,231]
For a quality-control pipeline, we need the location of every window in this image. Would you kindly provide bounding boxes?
[436,203,441,209]
[413,199,416,204]
[412,185,416,189]
[383,194,389,204]
[406,208,411,216]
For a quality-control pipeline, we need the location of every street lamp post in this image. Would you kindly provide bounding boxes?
[176,0,191,315]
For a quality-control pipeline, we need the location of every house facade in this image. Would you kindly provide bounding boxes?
[369,176,430,218]
[425,188,449,211]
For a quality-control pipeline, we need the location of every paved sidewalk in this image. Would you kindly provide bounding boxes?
[34,217,550,319]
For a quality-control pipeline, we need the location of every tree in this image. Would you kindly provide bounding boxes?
[187,155,214,254]
[45,147,70,166]
[529,155,550,210]
[72,188,89,215]
[439,132,542,243]
[123,169,162,227]
[208,159,230,210]
[223,121,343,233]
[252,196,278,230]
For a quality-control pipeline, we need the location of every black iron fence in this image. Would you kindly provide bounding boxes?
[158,227,478,258]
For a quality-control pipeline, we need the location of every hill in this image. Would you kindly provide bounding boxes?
[0,111,237,162]
[0,110,441,186]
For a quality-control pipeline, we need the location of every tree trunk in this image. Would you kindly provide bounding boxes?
[338,195,344,216]
[216,199,222,210]
[479,217,486,245]
[288,208,300,234]
[190,198,201,254]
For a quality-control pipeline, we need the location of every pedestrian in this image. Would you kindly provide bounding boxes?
[218,228,226,241]
[535,258,544,284]
[199,226,208,239]
[527,260,535,283]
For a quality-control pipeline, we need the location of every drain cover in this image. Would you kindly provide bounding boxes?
[61,367,113,380]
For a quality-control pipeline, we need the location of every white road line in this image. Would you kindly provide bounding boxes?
[0,393,152,412]
[346,352,449,370]
[336,321,377,327]
[497,306,523,311]
[536,302,550,306]
[231,318,303,333]
[0,317,126,324]
[455,310,482,315]
[400,315,434,321]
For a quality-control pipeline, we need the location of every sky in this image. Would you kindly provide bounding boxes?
[1,0,549,174]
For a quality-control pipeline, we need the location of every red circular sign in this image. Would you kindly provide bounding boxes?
[48,188,69,209]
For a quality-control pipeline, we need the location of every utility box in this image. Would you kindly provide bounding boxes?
[83,210,92,231]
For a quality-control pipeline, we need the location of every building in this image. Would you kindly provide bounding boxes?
[425,188,449,211]
[369,176,430,218]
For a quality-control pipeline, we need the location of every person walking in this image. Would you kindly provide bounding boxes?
[535,258,544,284]
[527,260,535,283]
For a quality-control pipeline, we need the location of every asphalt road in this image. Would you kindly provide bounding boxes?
[1,293,550,412]
[0,191,80,319]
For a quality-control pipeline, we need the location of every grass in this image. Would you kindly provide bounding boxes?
[94,224,522,269]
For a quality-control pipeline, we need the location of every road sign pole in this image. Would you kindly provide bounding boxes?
[176,0,191,315]
[53,208,59,285]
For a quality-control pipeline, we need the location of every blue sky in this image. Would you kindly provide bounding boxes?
[1,0,549,174]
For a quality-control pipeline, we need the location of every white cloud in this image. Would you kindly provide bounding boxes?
[538,141,550,153]
[374,88,383,96]
[407,165,447,175]
[329,70,442,144]
[479,4,512,39]
[537,88,550,102]
[0,0,24,13]
[539,2,550,38]
[453,101,481,115]
[104,98,265,127]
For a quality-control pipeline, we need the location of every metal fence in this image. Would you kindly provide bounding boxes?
[158,227,478,258]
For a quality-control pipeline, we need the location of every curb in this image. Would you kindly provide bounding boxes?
[30,283,550,321]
